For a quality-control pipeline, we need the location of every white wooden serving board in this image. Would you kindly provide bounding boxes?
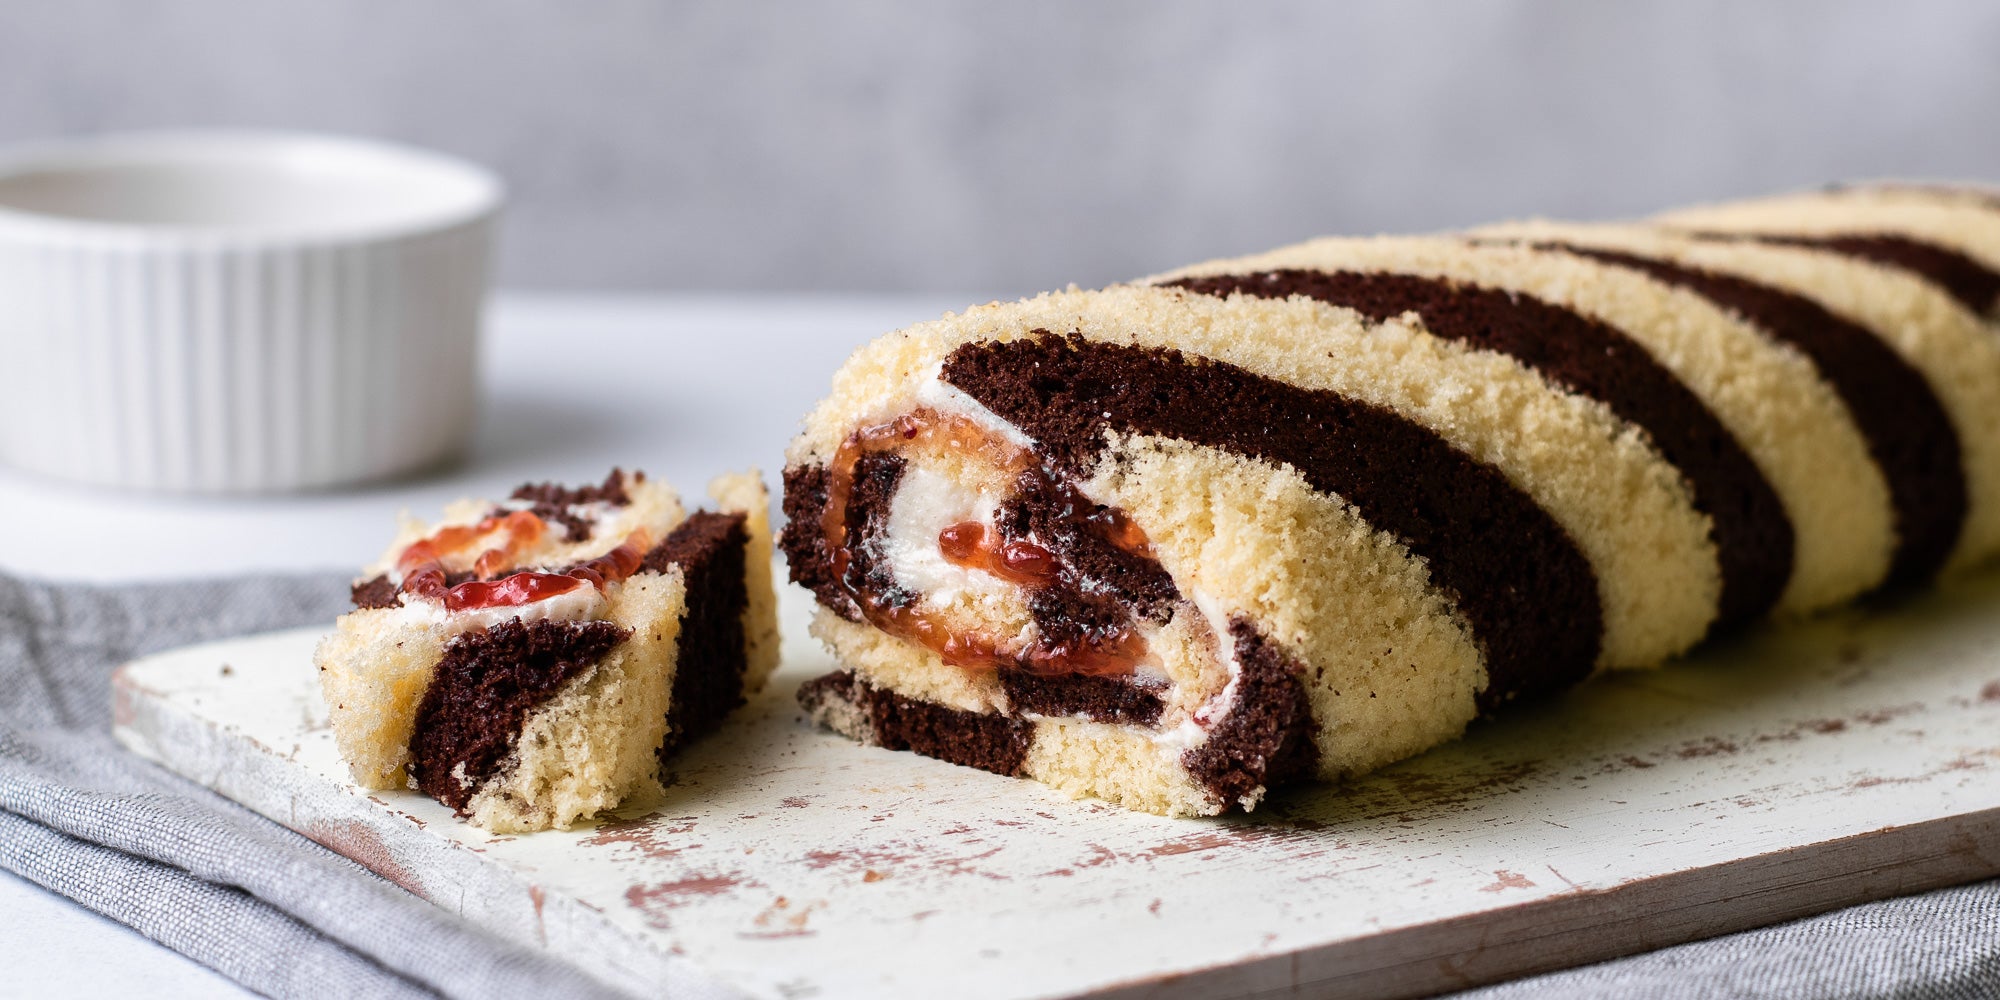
[112,573,2000,1000]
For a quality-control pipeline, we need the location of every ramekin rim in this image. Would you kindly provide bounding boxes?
[0,129,504,246]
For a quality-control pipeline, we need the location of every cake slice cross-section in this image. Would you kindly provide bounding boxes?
[316,468,777,832]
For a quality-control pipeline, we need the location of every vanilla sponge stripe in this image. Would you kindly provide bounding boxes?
[1479,221,2000,578]
[1657,189,2000,319]
[1156,266,1763,654]
[1160,237,1895,615]
[1079,434,1488,779]
[1845,183,2000,211]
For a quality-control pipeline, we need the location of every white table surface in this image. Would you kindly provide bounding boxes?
[0,291,980,998]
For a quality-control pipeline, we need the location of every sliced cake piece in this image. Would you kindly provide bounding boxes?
[316,468,778,832]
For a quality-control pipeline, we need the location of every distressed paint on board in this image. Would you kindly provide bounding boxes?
[112,573,2000,999]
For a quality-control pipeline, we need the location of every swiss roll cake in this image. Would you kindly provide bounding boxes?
[781,186,2000,818]
[317,469,779,832]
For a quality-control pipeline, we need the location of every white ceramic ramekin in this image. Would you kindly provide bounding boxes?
[0,131,501,493]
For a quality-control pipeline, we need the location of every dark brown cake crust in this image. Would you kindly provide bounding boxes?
[798,671,1033,776]
[644,510,752,758]
[844,453,917,612]
[1564,246,1968,592]
[780,455,910,624]
[1165,268,1794,633]
[408,618,631,812]
[940,332,1603,712]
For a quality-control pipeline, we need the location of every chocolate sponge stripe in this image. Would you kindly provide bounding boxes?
[845,453,914,605]
[941,333,1602,710]
[776,455,913,624]
[1164,269,1791,631]
[1000,671,1166,727]
[409,619,631,813]
[798,671,1032,775]
[1568,247,1968,591]
[1181,620,1317,805]
[350,574,401,610]
[1749,233,2000,317]
[779,464,855,619]
[645,511,752,756]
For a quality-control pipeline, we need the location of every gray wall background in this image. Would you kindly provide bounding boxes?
[3,1,1996,295]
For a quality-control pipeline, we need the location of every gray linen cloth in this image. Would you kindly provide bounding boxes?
[0,571,625,1000]
[3,569,1998,999]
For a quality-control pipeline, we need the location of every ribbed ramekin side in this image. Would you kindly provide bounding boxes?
[0,212,492,492]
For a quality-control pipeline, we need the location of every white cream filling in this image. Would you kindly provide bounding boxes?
[386,581,611,639]
[882,463,1028,647]
[914,362,1039,450]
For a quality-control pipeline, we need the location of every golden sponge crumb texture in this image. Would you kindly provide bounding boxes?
[316,608,448,789]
